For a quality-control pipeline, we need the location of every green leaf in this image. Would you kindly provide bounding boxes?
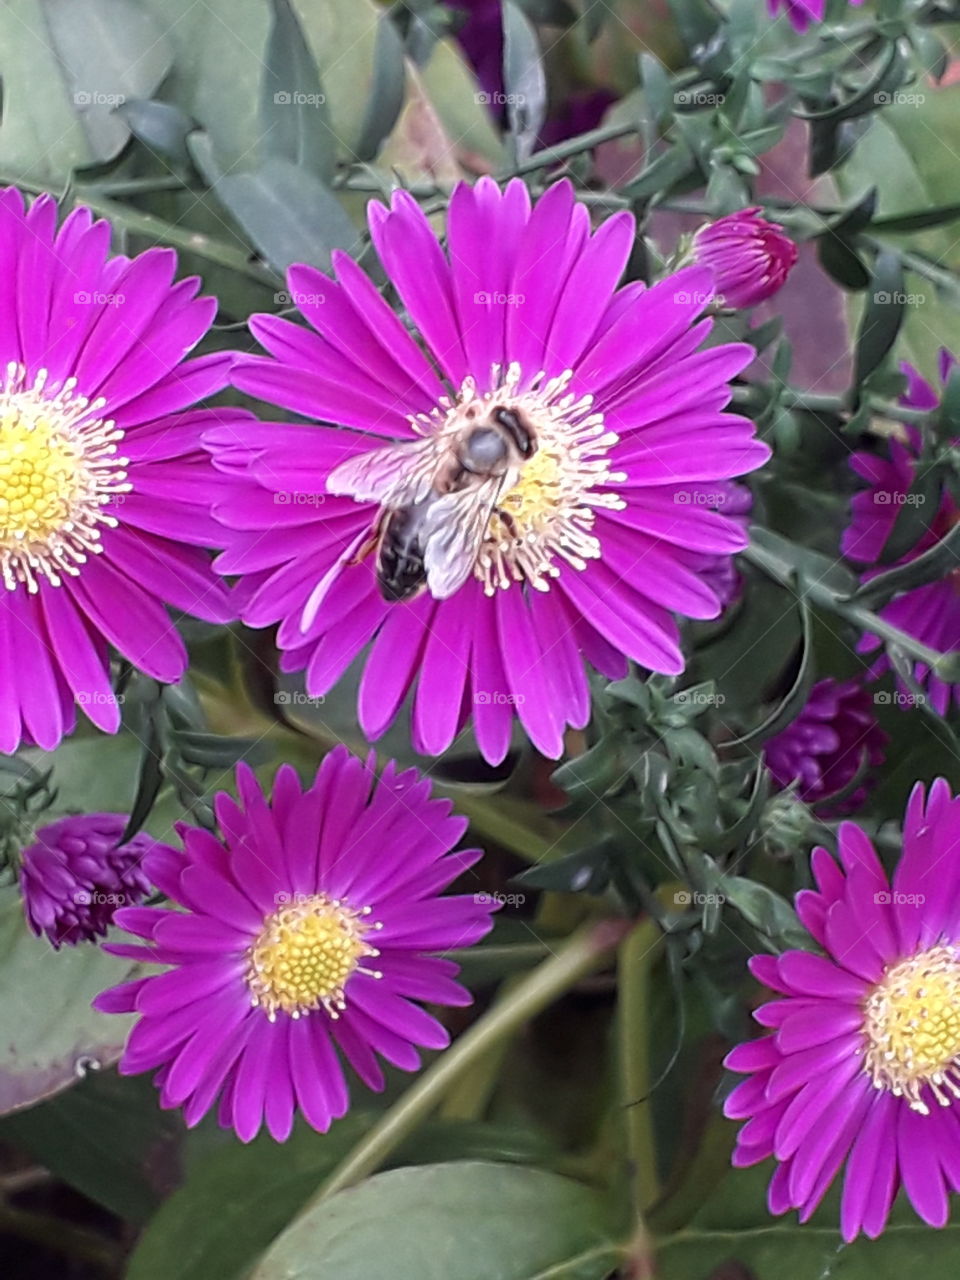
[853,521,960,608]
[852,251,906,388]
[354,13,408,162]
[0,1072,178,1223]
[835,86,960,384]
[116,98,196,166]
[120,712,166,845]
[260,0,336,180]
[249,1162,619,1280]
[621,140,697,203]
[872,203,960,233]
[196,149,361,274]
[723,597,815,753]
[817,235,871,291]
[23,733,182,842]
[0,0,171,183]
[502,1,547,161]
[712,874,813,953]
[128,1128,571,1280]
[0,885,142,1115]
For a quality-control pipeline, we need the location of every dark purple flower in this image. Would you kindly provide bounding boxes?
[843,352,960,714]
[95,750,497,1141]
[207,178,769,764]
[0,188,241,753]
[768,0,863,31]
[767,0,825,30]
[725,779,960,1239]
[449,0,616,144]
[692,207,797,310]
[537,88,619,150]
[763,678,888,814]
[20,813,168,948]
[450,0,505,122]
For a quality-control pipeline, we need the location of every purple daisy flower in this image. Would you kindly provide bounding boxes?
[94,750,496,1141]
[725,779,960,1240]
[842,352,960,714]
[762,678,888,815]
[20,813,170,948]
[208,178,769,763]
[691,208,797,310]
[0,187,239,753]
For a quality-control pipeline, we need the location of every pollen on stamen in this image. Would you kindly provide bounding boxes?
[862,944,960,1114]
[245,893,380,1022]
[0,363,131,593]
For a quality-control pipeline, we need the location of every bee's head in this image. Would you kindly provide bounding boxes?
[462,426,509,471]
[492,407,536,458]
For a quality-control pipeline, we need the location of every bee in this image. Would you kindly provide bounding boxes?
[327,407,537,602]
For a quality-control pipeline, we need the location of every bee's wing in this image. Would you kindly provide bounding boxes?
[419,478,503,599]
[327,438,444,506]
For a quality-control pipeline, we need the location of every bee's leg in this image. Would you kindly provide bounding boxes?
[496,509,521,542]
[347,511,387,566]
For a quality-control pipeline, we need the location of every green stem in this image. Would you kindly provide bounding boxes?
[617,921,664,1216]
[499,120,642,179]
[743,540,948,671]
[0,174,278,286]
[307,917,636,1208]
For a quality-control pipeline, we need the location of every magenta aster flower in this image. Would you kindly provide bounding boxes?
[20,813,169,948]
[725,780,960,1239]
[0,187,239,753]
[691,208,797,310]
[762,678,888,815]
[843,352,959,714]
[209,178,769,763]
[94,750,496,1141]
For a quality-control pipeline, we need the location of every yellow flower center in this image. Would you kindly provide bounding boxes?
[423,363,626,595]
[863,945,960,1113]
[245,894,381,1021]
[0,363,130,592]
